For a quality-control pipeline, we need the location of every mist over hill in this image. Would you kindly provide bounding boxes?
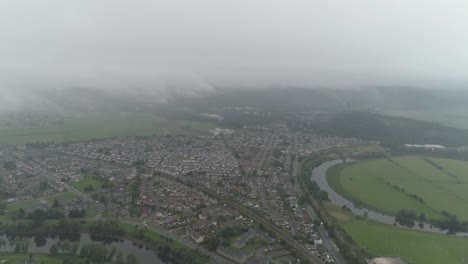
[1,86,468,114]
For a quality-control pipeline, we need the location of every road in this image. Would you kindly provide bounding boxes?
[12,152,106,218]
[291,135,347,264]
[255,132,283,221]
[193,184,325,264]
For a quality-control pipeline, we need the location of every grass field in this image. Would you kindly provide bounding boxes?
[321,201,468,264]
[6,199,41,212]
[342,220,468,264]
[385,109,468,130]
[2,192,76,219]
[328,156,468,220]
[0,112,217,144]
[45,191,78,203]
[0,253,63,264]
[85,203,97,218]
[72,175,105,193]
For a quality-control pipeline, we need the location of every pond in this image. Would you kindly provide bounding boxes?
[0,233,173,263]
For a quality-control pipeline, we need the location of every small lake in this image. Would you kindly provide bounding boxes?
[0,233,173,264]
[311,159,468,236]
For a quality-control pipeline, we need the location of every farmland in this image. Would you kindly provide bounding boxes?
[322,200,468,264]
[0,112,217,144]
[328,156,468,221]
[342,219,468,264]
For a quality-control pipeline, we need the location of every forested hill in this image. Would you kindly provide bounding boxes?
[313,111,468,147]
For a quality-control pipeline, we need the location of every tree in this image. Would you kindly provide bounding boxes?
[34,235,46,247]
[126,253,138,264]
[0,237,6,248]
[115,252,124,264]
[17,208,25,219]
[30,209,47,226]
[108,246,117,261]
[39,181,49,192]
[61,240,71,254]
[3,161,16,170]
[52,199,60,208]
[205,237,220,251]
[50,244,58,255]
[0,203,6,215]
[84,185,95,193]
[71,242,79,255]
[10,236,29,253]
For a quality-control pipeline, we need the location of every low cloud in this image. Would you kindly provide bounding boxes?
[1,0,468,111]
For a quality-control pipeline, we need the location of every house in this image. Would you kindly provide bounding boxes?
[217,246,255,264]
[186,227,204,243]
[233,228,275,249]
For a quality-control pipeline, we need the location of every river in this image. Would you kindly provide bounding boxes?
[311,159,468,236]
[0,233,172,263]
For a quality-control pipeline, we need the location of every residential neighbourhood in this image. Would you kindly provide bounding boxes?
[0,125,375,263]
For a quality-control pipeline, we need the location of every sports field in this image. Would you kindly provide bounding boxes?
[328,156,468,220]
[0,112,217,144]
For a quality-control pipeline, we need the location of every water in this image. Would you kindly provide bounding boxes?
[0,233,172,263]
[311,159,468,236]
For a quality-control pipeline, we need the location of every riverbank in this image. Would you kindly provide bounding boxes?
[0,233,172,264]
[0,220,208,264]
[311,159,468,235]
[298,148,468,264]
[0,253,63,264]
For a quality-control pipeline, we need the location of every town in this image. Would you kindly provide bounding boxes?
[0,124,374,264]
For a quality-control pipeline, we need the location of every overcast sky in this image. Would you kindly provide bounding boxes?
[1,0,468,94]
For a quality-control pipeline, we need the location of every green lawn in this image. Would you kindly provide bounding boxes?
[85,203,97,218]
[343,220,468,264]
[0,112,217,144]
[119,223,186,249]
[6,199,41,212]
[327,156,468,220]
[45,191,78,203]
[72,175,105,193]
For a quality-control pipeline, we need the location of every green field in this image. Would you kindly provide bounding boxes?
[72,175,105,193]
[45,191,78,203]
[0,253,62,264]
[6,199,41,212]
[343,220,468,264]
[385,109,468,130]
[0,112,217,144]
[328,156,468,220]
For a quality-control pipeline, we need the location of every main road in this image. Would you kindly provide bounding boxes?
[192,183,325,264]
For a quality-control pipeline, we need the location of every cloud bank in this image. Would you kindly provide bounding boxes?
[1,0,468,109]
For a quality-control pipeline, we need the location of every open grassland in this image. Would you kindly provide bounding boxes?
[385,109,468,130]
[342,220,468,264]
[328,156,468,220]
[0,112,217,144]
[323,201,468,264]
